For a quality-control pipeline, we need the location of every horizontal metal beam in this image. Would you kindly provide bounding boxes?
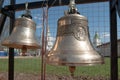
[4,1,47,11]
[3,0,109,11]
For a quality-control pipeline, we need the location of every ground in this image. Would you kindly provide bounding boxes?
[0,72,112,80]
[0,57,120,80]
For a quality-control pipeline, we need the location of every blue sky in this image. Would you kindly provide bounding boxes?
[44,2,111,43]
[2,0,120,44]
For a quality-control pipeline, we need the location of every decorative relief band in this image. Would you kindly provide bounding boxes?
[15,18,36,30]
[57,24,86,41]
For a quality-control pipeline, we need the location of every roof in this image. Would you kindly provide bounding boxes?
[97,39,120,48]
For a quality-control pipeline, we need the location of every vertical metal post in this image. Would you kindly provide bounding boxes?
[109,0,118,80]
[0,14,7,36]
[44,4,49,80]
[0,0,4,8]
[9,0,15,80]
[41,7,45,80]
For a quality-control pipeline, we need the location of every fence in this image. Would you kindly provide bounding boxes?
[0,0,119,80]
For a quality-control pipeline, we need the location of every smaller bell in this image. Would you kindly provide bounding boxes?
[2,2,41,54]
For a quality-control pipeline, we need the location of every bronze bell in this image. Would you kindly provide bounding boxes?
[46,0,104,66]
[2,2,41,54]
[2,17,40,49]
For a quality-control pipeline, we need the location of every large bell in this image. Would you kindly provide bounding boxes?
[46,0,104,66]
[2,2,40,54]
[2,17,40,49]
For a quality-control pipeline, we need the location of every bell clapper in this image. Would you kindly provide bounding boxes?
[69,66,76,77]
[21,45,27,56]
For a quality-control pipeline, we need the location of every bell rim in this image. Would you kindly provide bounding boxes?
[2,42,41,49]
[45,50,104,66]
[46,60,104,66]
[46,54,104,66]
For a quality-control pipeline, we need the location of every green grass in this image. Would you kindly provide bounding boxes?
[0,57,120,78]
[46,58,111,76]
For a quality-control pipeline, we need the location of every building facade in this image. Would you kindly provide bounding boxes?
[97,40,120,57]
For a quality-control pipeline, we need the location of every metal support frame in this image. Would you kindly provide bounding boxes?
[110,0,118,80]
[0,8,13,18]
[0,0,119,80]
[0,14,7,36]
[0,0,108,12]
[0,0,4,9]
[41,8,45,80]
[8,0,15,80]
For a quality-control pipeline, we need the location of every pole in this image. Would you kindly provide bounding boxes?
[41,7,45,80]
[109,0,118,80]
[43,4,49,80]
[9,0,15,80]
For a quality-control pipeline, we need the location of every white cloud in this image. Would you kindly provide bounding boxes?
[33,16,38,19]
[33,14,43,20]
[47,36,56,41]
[36,24,42,28]
[34,16,43,20]
[102,32,110,37]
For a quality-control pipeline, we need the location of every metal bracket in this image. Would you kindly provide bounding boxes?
[0,14,7,36]
[0,0,4,10]
[116,0,120,17]
[1,8,14,18]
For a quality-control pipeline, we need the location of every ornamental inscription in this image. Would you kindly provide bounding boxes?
[57,24,86,41]
[74,26,86,41]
